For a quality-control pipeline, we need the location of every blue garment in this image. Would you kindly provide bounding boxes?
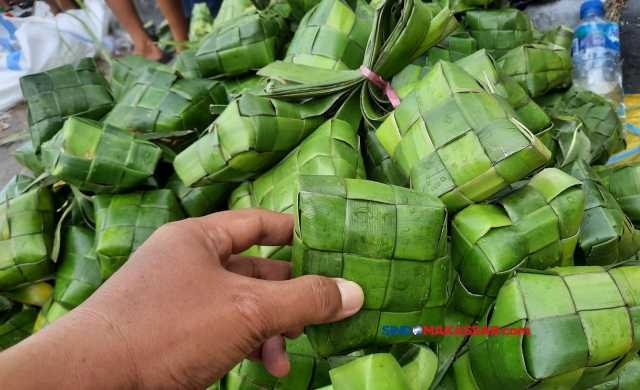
[181,0,223,18]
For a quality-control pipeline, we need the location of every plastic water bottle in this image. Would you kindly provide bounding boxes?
[571,0,624,114]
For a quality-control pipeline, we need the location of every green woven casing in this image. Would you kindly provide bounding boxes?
[0,303,37,351]
[220,75,265,101]
[94,190,185,280]
[390,31,478,99]
[537,115,604,167]
[329,353,413,390]
[166,173,233,218]
[34,225,101,331]
[0,185,56,291]
[606,163,640,227]
[535,25,574,51]
[212,0,254,30]
[284,0,373,70]
[20,57,116,150]
[570,102,625,164]
[195,11,289,78]
[14,141,45,177]
[293,176,449,356]
[433,0,493,14]
[375,61,550,212]
[363,129,409,187]
[229,118,366,260]
[592,355,640,390]
[173,49,202,79]
[174,94,325,187]
[496,44,573,98]
[534,86,610,112]
[289,0,322,21]
[563,161,640,266]
[465,9,533,59]
[225,333,332,389]
[454,49,552,134]
[103,70,228,150]
[453,265,640,390]
[450,168,585,317]
[41,118,162,194]
[0,175,35,204]
[109,55,171,100]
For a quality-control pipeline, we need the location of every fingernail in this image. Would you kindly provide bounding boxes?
[283,350,290,366]
[334,278,364,316]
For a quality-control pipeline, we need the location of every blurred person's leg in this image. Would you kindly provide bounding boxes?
[0,0,9,10]
[105,0,164,60]
[43,0,78,14]
[157,0,189,51]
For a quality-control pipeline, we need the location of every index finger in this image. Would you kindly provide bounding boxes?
[194,209,294,263]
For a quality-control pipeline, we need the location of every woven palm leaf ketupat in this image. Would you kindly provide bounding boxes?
[173,49,202,79]
[103,69,228,152]
[14,141,45,177]
[390,30,478,100]
[165,174,234,218]
[292,176,449,356]
[375,61,551,212]
[604,163,640,227]
[20,57,116,150]
[0,184,56,291]
[189,3,214,41]
[225,333,332,390]
[109,55,171,100]
[453,49,552,134]
[219,75,265,101]
[284,0,373,71]
[533,86,610,112]
[0,301,37,351]
[465,9,533,59]
[173,94,327,187]
[453,265,640,390]
[195,1,290,79]
[569,102,626,163]
[537,115,604,168]
[94,190,184,280]
[41,118,163,194]
[0,175,36,204]
[228,116,366,260]
[33,225,101,331]
[450,168,585,317]
[592,355,640,390]
[561,160,640,266]
[329,353,413,390]
[289,0,322,21]
[496,44,573,98]
[535,25,574,51]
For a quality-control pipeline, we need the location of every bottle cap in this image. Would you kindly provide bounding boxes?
[580,0,604,18]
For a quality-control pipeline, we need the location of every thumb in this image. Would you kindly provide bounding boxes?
[252,275,364,337]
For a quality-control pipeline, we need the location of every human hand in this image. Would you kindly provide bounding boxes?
[0,209,364,389]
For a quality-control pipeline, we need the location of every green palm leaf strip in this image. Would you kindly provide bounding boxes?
[94,190,184,280]
[293,175,449,356]
[562,160,640,266]
[19,58,116,150]
[453,264,640,390]
[450,168,585,318]
[592,355,640,390]
[604,163,640,228]
[433,0,493,14]
[534,25,574,51]
[14,141,45,177]
[376,61,550,212]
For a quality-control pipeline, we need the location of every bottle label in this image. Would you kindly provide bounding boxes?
[572,23,620,55]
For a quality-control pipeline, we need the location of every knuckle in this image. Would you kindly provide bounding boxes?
[233,291,274,341]
[305,275,340,322]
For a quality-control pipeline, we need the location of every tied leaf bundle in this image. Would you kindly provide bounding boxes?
[293,176,449,356]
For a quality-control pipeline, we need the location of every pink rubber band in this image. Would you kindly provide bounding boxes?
[360,65,401,109]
